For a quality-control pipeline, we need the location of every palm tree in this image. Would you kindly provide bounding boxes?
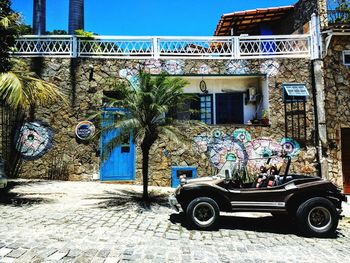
[0,0,64,110]
[0,62,64,111]
[102,71,193,202]
[335,0,350,23]
[33,0,46,35]
[0,1,65,177]
[0,0,17,73]
[69,0,84,34]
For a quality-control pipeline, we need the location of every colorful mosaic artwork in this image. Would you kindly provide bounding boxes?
[198,64,212,74]
[245,137,283,171]
[163,60,185,75]
[194,129,248,169]
[143,59,162,74]
[281,137,301,157]
[212,129,223,139]
[119,68,139,89]
[193,135,209,153]
[260,60,280,77]
[225,60,250,74]
[209,137,247,169]
[15,121,53,160]
[193,129,300,171]
[232,128,252,145]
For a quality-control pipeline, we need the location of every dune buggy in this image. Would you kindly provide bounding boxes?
[169,156,347,237]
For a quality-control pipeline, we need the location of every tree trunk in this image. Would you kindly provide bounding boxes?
[33,0,46,35]
[69,0,84,34]
[141,142,150,202]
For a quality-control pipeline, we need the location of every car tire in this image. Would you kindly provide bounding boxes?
[186,197,220,230]
[296,197,339,237]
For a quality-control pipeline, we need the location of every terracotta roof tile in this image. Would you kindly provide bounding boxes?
[214,5,294,36]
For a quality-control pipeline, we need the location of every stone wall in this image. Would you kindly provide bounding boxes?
[15,57,319,187]
[323,35,350,186]
[279,0,327,34]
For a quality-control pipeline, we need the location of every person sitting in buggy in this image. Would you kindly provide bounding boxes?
[254,156,293,188]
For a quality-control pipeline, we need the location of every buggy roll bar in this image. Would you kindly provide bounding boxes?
[283,155,292,184]
[229,155,292,182]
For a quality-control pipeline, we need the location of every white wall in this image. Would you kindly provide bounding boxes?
[181,76,267,124]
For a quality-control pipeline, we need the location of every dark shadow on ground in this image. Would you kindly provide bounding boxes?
[0,180,52,206]
[88,189,170,211]
[169,212,340,238]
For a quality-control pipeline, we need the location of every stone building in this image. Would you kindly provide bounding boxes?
[321,7,350,193]
[9,0,350,191]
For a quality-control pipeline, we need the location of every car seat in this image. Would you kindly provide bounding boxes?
[255,163,284,188]
[255,174,277,188]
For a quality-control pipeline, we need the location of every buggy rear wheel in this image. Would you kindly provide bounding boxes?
[296,197,339,237]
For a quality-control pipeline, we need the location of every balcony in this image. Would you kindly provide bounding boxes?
[12,34,313,60]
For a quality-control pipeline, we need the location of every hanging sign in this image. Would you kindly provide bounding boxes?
[75,121,96,140]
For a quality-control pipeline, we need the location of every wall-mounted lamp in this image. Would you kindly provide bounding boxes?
[88,64,94,82]
[199,78,208,94]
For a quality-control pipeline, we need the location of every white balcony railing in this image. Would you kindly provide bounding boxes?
[12,35,313,60]
[13,35,75,58]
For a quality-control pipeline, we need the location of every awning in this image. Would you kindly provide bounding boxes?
[214,6,294,36]
[283,84,309,96]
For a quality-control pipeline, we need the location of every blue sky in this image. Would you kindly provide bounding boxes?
[12,0,296,35]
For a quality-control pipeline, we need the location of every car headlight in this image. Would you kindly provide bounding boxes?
[179,175,187,186]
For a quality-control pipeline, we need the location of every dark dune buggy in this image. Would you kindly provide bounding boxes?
[169,156,347,237]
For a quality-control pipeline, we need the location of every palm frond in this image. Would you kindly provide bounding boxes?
[101,132,127,162]
[159,126,183,146]
[0,70,66,110]
[100,118,143,161]
[86,110,104,122]
[0,16,11,28]
[178,119,211,130]
[0,14,18,29]
[0,72,24,109]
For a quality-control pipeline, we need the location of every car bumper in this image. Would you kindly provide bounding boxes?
[168,195,181,212]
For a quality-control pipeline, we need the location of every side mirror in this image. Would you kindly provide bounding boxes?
[224,170,230,184]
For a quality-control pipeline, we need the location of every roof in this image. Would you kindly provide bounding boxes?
[214,6,294,36]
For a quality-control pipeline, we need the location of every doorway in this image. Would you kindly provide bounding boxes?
[341,128,350,194]
[100,109,136,181]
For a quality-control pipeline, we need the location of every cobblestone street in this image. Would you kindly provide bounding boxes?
[0,180,349,263]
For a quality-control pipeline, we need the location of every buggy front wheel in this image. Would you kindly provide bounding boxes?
[186,197,220,230]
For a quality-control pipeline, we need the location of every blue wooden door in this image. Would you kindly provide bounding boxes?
[100,109,136,181]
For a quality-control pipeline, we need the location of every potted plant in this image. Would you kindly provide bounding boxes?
[261,109,269,125]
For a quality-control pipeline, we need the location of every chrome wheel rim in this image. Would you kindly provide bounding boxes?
[192,202,215,227]
[307,206,332,232]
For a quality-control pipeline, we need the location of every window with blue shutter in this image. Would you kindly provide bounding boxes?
[215,93,244,124]
[199,94,213,124]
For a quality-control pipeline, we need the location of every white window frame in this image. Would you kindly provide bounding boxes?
[343,50,350,66]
